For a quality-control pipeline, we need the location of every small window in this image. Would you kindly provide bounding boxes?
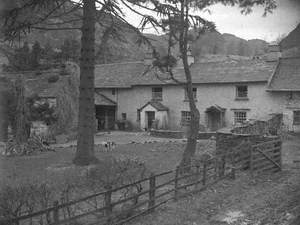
[181,111,191,125]
[152,87,163,101]
[293,111,300,125]
[112,88,116,95]
[137,109,141,121]
[184,88,197,100]
[236,85,248,99]
[234,111,247,124]
[121,113,127,120]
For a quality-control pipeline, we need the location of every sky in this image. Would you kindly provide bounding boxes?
[123,0,300,42]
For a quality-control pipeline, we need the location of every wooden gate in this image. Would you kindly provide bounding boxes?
[250,139,282,175]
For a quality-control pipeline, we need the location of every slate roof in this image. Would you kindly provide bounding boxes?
[95,92,116,105]
[267,57,300,91]
[94,59,276,88]
[140,101,169,111]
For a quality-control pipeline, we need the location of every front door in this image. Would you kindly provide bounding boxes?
[146,111,155,129]
[207,111,221,131]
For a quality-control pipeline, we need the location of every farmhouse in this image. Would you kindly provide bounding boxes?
[94,49,300,133]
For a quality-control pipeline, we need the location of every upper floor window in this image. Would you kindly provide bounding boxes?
[111,88,116,95]
[236,85,248,99]
[184,88,197,101]
[234,111,247,124]
[293,111,300,125]
[152,87,163,101]
[121,113,127,120]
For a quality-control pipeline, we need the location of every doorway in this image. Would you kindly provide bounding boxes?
[146,111,155,130]
[95,105,116,130]
[206,105,226,131]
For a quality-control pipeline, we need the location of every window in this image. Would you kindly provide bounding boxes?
[152,87,163,101]
[181,111,191,125]
[121,113,127,120]
[234,111,247,124]
[137,109,141,121]
[293,111,300,125]
[112,88,116,95]
[236,85,248,99]
[184,88,197,101]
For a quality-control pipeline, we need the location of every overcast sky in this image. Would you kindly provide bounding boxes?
[124,0,300,42]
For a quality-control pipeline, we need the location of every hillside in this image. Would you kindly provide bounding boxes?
[191,31,268,59]
[0,1,269,64]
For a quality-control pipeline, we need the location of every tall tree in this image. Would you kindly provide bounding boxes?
[73,0,98,165]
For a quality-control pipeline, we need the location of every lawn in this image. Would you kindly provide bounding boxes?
[0,142,188,187]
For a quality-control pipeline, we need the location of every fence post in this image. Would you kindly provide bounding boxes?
[105,187,112,224]
[194,165,200,190]
[214,158,218,180]
[219,156,225,178]
[174,166,179,201]
[202,161,207,186]
[279,140,282,171]
[52,200,59,224]
[250,146,254,177]
[148,173,156,212]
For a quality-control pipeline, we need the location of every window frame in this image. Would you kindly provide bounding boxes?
[121,113,127,120]
[136,109,141,122]
[184,87,197,101]
[152,87,163,101]
[235,85,248,100]
[181,111,191,125]
[293,111,300,125]
[234,111,247,124]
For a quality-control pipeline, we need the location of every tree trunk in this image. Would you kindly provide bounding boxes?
[73,0,98,165]
[0,81,9,142]
[179,1,200,169]
[15,77,29,144]
[179,50,200,168]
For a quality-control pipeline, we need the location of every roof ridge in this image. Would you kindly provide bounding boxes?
[95,61,143,67]
[280,56,300,60]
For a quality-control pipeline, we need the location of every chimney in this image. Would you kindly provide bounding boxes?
[143,50,153,66]
[264,44,282,62]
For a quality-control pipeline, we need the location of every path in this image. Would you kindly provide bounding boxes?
[52,131,185,148]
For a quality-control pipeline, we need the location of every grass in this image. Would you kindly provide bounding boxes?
[0,142,189,186]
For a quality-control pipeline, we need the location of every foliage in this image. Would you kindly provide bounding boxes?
[4,134,55,156]
[87,155,148,189]
[0,182,53,223]
[51,63,79,135]
[27,96,57,125]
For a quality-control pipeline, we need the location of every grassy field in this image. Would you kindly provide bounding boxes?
[0,142,187,186]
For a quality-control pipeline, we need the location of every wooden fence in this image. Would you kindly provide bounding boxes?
[0,155,235,225]
[250,139,282,175]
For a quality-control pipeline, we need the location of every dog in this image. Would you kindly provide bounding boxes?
[101,141,116,152]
